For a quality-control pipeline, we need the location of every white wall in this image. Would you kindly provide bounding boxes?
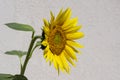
[0,0,120,80]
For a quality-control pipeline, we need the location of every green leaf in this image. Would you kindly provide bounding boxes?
[0,74,28,80]
[5,23,35,32]
[5,50,27,58]
[0,74,13,80]
[13,75,28,80]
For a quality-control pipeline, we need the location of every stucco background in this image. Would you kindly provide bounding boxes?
[0,0,120,80]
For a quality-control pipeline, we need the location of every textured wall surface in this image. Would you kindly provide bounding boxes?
[0,0,120,80]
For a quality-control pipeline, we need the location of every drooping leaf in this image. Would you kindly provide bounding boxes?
[0,74,13,80]
[5,50,27,58]
[5,23,35,32]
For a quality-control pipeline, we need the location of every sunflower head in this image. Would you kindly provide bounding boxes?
[41,8,84,73]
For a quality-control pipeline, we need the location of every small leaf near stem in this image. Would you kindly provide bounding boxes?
[5,50,27,74]
[5,50,27,58]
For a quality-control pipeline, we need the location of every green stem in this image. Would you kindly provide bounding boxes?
[19,57,23,72]
[20,36,41,75]
[19,57,23,74]
[29,45,39,58]
[32,31,35,38]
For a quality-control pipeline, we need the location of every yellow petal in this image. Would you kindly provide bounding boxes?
[63,50,76,66]
[55,55,64,72]
[64,25,82,33]
[65,45,77,61]
[49,51,53,64]
[43,26,50,36]
[58,8,71,24]
[41,39,48,46]
[43,50,49,59]
[66,40,84,48]
[62,17,78,30]
[63,8,71,21]
[44,45,49,54]
[43,46,49,58]
[66,32,84,40]
[50,11,54,23]
[56,9,63,21]
[43,18,49,26]
[69,45,81,54]
[60,53,70,73]
[53,56,58,70]
[45,50,52,62]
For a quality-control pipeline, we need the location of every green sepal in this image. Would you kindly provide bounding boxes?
[5,23,35,32]
[36,41,41,47]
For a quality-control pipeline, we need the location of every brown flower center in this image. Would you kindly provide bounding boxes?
[48,26,66,55]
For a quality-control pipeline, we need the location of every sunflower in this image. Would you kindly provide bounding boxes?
[41,8,84,73]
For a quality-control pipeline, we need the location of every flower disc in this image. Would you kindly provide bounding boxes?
[48,26,66,55]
